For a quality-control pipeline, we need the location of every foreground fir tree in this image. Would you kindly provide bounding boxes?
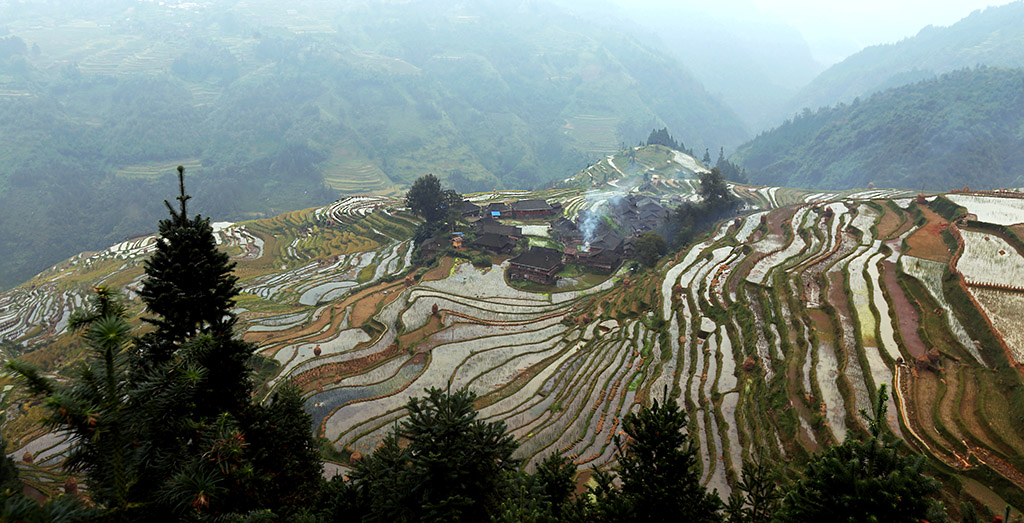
[138,165,239,357]
[6,288,137,520]
[8,169,324,520]
[347,388,519,521]
[724,456,783,523]
[584,392,722,522]
[133,167,252,416]
[776,385,944,522]
[130,168,322,518]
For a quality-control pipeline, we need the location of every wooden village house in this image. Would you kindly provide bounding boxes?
[507,247,564,284]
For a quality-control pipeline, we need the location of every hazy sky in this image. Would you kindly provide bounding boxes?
[613,0,1017,65]
[758,0,1016,63]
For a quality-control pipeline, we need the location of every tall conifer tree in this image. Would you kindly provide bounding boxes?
[139,166,238,353]
[776,386,943,522]
[613,394,722,522]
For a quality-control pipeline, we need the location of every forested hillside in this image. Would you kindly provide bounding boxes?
[733,67,1024,191]
[0,0,747,290]
[780,1,1024,120]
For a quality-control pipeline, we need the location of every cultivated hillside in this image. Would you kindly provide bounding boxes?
[0,0,747,290]
[3,174,1023,514]
[780,1,1024,120]
[561,145,709,190]
[733,67,1024,191]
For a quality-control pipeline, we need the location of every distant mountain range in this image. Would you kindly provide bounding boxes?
[0,0,748,290]
[778,1,1024,121]
[733,67,1024,191]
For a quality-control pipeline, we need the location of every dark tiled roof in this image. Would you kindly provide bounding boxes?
[589,249,621,264]
[478,223,522,237]
[589,232,622,251]
[551,216,577,231]
[511,199,552,212]
[510,247,563,271]
[634,196,661,209]
[474,233,516,250]
[462,201,481,212]
[639,207,667,220]
[485,202,510,212]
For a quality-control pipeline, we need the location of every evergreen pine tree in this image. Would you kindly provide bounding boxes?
[616,395,722,522]
[348,388,519,521]
[138,166,238,354]
[244,384,325,514]
[0,408,22,498]
[6,287,136,520]
[134,166,254,417]
[725,456,783,523]
[776,386,944,522]
[9,170,325,520]
[585,392,721,522]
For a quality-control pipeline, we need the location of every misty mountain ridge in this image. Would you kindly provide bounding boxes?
[778,1,1024,123]
[0,0,748,290]
[733,66,1024,191]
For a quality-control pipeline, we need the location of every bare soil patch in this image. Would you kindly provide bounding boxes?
[422,256,456,282]
[936,363,966,442]
[398,315,444,350]
[807,309,834,343]
[246,279,404,348]
[294,342,404,392]
[905,206,952,263]
[912,371,956,455]
[890,209,917,239]
[875,205,903,239]
[767,206,798,238]
[351,284,406,327]
[881,261,926,358]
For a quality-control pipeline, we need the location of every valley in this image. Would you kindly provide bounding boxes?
[2,147,1022,514]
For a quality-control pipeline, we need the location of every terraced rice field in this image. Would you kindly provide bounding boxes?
[970,288,1024,364]
[321,151,400,196]
[564,115,620,155]
[957,230,1024,288]
[116,159,203,180]
[947,194,1024,226]
[3,187,1023,512]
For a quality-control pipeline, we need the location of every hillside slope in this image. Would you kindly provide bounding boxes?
[4,184,1023,514]
[0,0,748,290]
[733,67,1024,191]
[779,1,1024,121]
